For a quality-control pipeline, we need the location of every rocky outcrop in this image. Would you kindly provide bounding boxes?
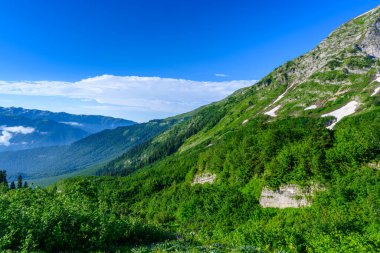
[259,184,313,208]
[368,161,380,170]
[361,17,380,58]
[254,6,380,116]
[191,173,216,185]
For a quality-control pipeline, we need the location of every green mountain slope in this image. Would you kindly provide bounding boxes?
[0,6,380,253]
[99,7,380,177]
[88,6,379,251]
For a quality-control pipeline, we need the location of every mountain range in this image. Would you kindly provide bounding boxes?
[0,107,135,151]
[0,118,182,179]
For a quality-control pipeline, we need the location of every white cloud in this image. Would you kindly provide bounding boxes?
[1,126,35,134]
[0,131,13,146]
[0,126,35,146]
[0,75,255,121]
[60,122,84,127]
[215,73,229,77]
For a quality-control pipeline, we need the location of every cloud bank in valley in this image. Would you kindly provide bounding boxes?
[0,75,255,121]
[0,126,35,146]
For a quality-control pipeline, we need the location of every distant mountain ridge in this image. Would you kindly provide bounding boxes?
[0,106,136,151]
[0,115,192,179]
[0,107,135,133]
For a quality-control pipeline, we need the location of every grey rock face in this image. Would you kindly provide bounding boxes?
[191,173,216,185]
[259,184,312,208]
[361,17,380,58]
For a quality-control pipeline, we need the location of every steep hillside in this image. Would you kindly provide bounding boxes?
[88,6,380,251]
[100,6,380,177]
[98,102,230,176]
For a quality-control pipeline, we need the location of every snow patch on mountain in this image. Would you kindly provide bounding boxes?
[264,105,281,117]
[304,105,317,110]
[322,101,359,129]
[371,74,380,96]
[371,87,380,96]
[273,91,287,104]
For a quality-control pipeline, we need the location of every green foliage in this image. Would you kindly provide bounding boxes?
[0,107,378,252]
[98,103,228,176]
[311,70,348,82]
[120,109,378,252]
[0,182,173,252]
[326,59,342,70]
[35,108,380,251]
[17,175,22,189]
[344,56,375,69]
[0,170,7,185]
[326,108,380,169]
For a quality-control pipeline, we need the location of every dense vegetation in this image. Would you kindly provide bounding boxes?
[0,172,28,190]
[0,185,172,252]
[98,103,228,176]
[0,108,378,252]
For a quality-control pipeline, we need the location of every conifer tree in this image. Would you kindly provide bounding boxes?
[0,170,8,186]
[17,175,23,189]
[23,181,28,188]
[10,181,15,189]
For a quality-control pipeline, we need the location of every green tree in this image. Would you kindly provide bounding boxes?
[10,181,15,189]
[0,170,7,185]
[17,175,22,189]
[0,170,8,192]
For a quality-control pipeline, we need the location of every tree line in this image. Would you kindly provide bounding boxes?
[0,170,28,191]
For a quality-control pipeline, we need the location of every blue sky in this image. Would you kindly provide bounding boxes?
[0,0,378,121]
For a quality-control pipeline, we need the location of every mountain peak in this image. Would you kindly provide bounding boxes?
[360,7,380,58]
[321,6,380,58]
